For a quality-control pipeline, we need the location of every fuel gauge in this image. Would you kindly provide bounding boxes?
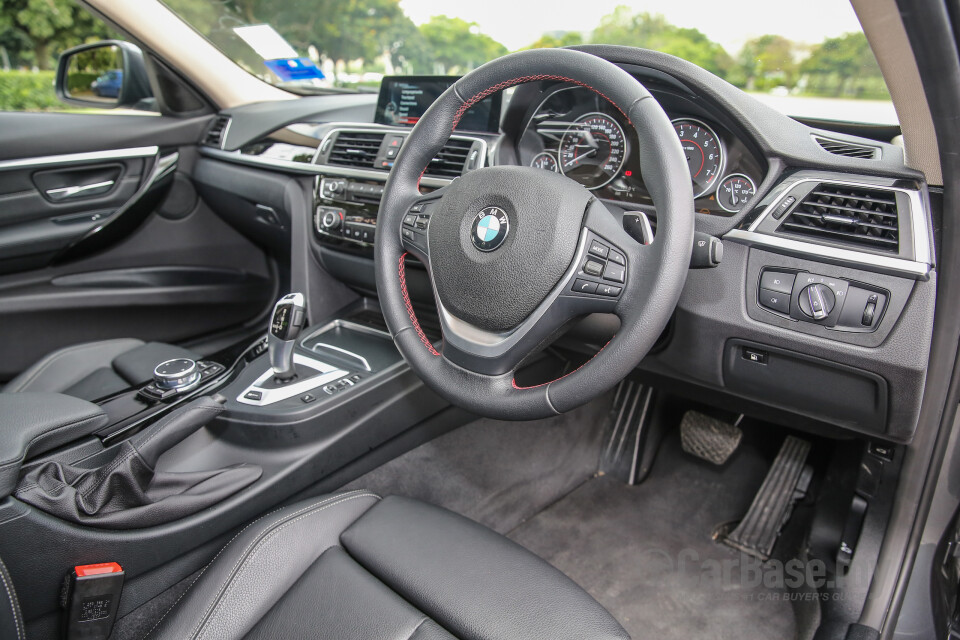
[530,151,558,172]
[717,174,757,213]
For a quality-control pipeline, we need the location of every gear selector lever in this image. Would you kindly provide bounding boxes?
[268,293,307,381]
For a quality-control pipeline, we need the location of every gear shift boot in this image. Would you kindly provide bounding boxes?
[258,362,325,390]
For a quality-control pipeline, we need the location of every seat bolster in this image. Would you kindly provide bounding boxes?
[148,491,381,640]
[341,496,630,640]
[4,339,143,394]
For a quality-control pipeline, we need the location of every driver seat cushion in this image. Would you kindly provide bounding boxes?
[147,490,630,640]
[3,339,199,401]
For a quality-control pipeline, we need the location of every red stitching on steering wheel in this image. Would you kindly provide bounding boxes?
[453,74,634,130]
[398,253,440,356]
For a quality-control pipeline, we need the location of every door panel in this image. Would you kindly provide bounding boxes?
[0,151,156,272]
[0,113,279,380]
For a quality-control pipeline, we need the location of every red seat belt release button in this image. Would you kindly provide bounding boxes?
[60,562,124,640]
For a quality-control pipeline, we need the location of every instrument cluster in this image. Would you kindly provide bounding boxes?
[516,85,765,216]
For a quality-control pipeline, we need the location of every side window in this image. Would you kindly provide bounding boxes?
[0,2,156,114]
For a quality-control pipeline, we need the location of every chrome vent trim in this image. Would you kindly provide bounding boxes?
[779,183,900,253]
[427,138,474,178]
[327,131,385,169]
[316,125,486,178]
[203,115,232,149]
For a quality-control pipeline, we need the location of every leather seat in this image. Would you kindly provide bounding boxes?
[2,339,198,401]
[130,490,626,640]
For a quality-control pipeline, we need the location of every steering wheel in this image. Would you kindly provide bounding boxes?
[375,48,694,420]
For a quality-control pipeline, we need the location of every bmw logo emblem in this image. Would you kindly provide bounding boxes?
[471,207,509,252]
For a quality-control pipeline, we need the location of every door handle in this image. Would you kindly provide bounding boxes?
[45,180,115,201]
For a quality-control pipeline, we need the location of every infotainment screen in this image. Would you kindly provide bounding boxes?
[374,76,502,133]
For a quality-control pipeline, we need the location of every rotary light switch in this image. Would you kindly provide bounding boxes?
[798,283,835,320]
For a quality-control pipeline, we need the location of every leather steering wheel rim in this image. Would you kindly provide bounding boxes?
[375,48,694,420]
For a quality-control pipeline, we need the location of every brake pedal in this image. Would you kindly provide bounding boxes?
[680,411,742,465]
[724,435,812,560]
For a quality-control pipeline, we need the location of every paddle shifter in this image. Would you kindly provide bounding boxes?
[268,292,307,381]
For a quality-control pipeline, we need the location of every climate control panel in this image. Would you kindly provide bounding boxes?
[757,268,888,332]
[315,205,376,245]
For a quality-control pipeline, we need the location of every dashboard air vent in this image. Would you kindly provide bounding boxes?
[779,184,900,252]
[204,116,231,149]
[327,131,385,169]
[426,138,475,178]
[813,136,879,160]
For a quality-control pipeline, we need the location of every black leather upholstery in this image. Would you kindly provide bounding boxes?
[0,556,24,640]
[16,396,261,529]
[3,339,199,401]
[0,392,108,498]
[148,491,630,640]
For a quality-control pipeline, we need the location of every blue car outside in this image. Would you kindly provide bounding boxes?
[91,70,123,98]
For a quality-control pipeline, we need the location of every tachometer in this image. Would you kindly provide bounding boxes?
[559,113,627,189]
[530,151,558,172]
[717,174,757,213]
[673,118,724,198]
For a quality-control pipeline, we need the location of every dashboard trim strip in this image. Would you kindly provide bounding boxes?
[199,146,456,188]
[0,146,160,171]
[724,228,932,279]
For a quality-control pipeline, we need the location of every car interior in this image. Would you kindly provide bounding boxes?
[2,0,960,639]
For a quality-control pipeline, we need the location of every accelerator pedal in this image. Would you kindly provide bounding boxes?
[680,411,742,465]
[724,435,812,560]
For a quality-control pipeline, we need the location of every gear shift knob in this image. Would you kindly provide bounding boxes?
[268,293,306,380]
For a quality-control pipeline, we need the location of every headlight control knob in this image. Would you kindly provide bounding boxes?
[153,358,201,390]
[798,283,835,320]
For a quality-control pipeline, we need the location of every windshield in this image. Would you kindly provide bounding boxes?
[162,0,896,125]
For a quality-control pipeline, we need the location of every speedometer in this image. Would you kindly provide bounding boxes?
[559,113,627,189]
[672,118,724,198]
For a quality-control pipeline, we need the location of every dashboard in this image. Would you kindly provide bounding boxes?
[192,48,937,446]
[514,84,764,216]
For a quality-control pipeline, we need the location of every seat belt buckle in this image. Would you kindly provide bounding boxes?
[60,562,124,640]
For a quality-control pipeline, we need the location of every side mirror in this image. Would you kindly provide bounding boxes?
[55,40,154,110]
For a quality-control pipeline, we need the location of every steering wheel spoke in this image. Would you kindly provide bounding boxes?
[436,226,618,376]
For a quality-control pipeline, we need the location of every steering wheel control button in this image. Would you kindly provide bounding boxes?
[583,259,604,277]
[799,283,835,320]
[588,240,610,258]
[574,279,598,294]
[470,206,510,252]
[602,262,626,283]
[403,214,418,227]
[760,270,795,295]
[758,289,790,314]
[608,251,626,266]
[597,284,621,297]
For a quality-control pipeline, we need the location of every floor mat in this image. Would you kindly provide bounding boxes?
[344,394,611,534]
[507,433,799,640]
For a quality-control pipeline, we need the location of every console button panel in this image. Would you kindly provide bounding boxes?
[756,268,888,332]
